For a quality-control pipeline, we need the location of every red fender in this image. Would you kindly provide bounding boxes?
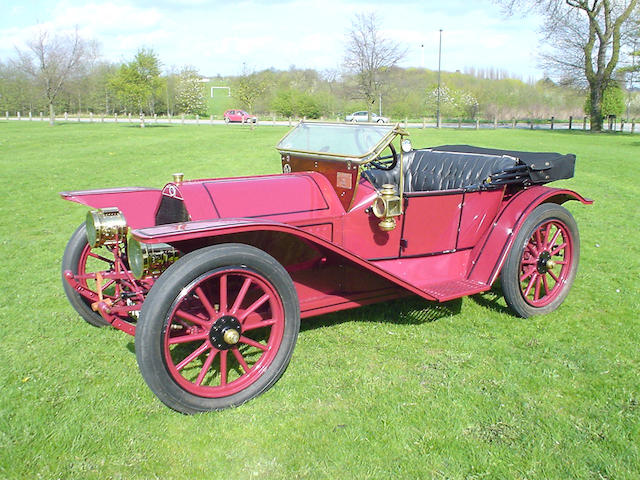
[132,218,439,302]
[467,185,593,286]
[60,187,161,229]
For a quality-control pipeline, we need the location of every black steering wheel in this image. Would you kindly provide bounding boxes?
[370,143,398,171]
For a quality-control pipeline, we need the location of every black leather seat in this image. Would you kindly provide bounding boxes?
[363,149,517,193]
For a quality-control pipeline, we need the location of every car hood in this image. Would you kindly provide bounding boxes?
[163,172,344,225]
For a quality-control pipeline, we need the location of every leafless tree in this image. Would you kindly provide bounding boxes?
[497,0,638,131]
[14,28,95,125]
[343,13,406,121]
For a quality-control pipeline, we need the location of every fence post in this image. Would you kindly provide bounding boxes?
[155,113,158,124]
[40,112,43,121]
[549,116,554,130]
[422,118,426,129]
[632,121,636,134]
[17,111,21,120]
[101,113,104,123]
[196,114,199,125]
[583,116,587,130]
[168,113,172,124]
[288,117,292,127]
[210,115,213,125]
[128,113,132,123]
[493,117,497,129]
[64,112,67,121]
[475,119,479,130]
[89,112,93,123]
[140,113,145,128]
[5,111,8,120]
[568,116,572,130]
[28,111,32,121]
[114,113,118,123]
[181,114,185,125]
[404,117,408,128]
[512,118,516,129]
[77,111,80,122]
[275,115,277,126]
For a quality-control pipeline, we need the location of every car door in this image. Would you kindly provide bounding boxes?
[400,191,463,257]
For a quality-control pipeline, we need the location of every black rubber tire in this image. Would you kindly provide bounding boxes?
[135,243,300,414]
[61,224,111,327]
[501,203,580,318]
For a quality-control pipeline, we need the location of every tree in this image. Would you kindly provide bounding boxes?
[497,0,638,131]
[343,12,406,121]
[109,49,162,115]
[233,72,267,113]
[585,81,625,117]
[13,28,94,125]
[176,66,207,115]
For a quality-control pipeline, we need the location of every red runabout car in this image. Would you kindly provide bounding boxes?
[223,109,257,123]
[60,122,591,413]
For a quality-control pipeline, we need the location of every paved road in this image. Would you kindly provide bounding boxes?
[4,115,637,133]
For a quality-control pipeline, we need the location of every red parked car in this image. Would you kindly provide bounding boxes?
[223,109,257,123]
[60,122,591,413]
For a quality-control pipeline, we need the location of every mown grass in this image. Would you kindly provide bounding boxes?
[0,121,638,479]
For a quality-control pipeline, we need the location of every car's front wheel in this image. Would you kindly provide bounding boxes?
[61,224,112,327]
[135,243,300,413]
[224,117,230,124]
[501,203,579,317]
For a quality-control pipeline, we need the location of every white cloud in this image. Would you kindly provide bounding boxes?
[0,0,545,79]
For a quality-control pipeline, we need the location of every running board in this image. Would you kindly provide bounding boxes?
[420,279,490,302]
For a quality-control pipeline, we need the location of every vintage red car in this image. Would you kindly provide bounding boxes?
[223,109,257,123]
[60,122,591,413]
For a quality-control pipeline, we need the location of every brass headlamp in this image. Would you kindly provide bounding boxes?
[372,183,402,231]
[127,237,181,279]
[86,207,128,248]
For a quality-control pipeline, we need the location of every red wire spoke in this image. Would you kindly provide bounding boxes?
[168,332,208,345]
[195,350,218,386]
[239,293,270,321]
[175,309,210,329]
[231,347,250,373]
[175,342,209,371]
[219,274,228,314]
[239,336,268,351]
[195,286,217,320]
[230,277,252,315]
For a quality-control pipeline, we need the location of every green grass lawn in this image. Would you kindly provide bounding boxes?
[0,121,638,479]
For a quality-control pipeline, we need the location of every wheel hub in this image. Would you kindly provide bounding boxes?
[209,315,242,350]
[537,251,552,274]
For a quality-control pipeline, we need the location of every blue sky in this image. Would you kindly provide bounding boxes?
[0,0,544,79]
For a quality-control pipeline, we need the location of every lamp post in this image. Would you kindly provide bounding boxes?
[437,29,443,129]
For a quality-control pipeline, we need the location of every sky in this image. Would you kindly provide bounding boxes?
[0,0,545,80]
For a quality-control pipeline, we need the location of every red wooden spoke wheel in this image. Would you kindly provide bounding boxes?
[62,224,115,327]
[164,268,284,397]
[502,204,580,318]
[136,244,299,413]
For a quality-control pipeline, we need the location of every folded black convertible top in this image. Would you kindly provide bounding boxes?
[431,144,576,184]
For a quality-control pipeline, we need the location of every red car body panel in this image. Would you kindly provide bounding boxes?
[61,167,590,317]
[60,187,161,229]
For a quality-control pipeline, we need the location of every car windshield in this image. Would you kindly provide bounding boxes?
[276,122,398,162]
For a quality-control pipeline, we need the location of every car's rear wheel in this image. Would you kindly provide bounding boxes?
[377,118,384,123]
[501,203,579,317]
[62,224,112,327]
[136,243,300,413]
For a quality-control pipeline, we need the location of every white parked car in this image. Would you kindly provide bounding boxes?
[345,111,389,123]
